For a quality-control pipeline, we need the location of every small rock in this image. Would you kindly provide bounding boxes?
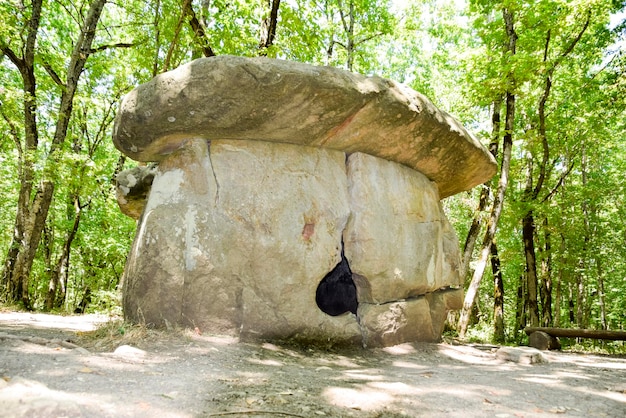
[496,346,545,364]
[113,345,147,359]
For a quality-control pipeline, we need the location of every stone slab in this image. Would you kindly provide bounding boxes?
[113,56,496,198]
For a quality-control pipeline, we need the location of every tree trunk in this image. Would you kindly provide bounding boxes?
[337,0,356,70]
[186,0,216,58]
[540,217,553,327]
[578,145,589,328]
[259,0,281,52]
[162,0,190,72]
[576,274,585,327]
[13,181,55,308]
[45,197,84,310]
[0,0,43,305]
[554,235,566,327]
[460,98,501,281]
[1,0,107,307]
[514,275,527,341]
[151,0,162,77]
[492,242,505,343]
[568,282,575,325]
[596,259,608,330]
[522,208,540,327]
[458,8,516,338]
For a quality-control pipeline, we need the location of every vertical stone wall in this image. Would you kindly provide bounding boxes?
[122,138,462,346]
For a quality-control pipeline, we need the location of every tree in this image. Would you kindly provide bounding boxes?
[1,0,108,308]
[458,4,517,339]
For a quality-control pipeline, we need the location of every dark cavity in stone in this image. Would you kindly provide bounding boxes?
[316,248,358,316]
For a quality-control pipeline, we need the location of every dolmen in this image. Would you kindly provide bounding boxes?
[113,55,496,347]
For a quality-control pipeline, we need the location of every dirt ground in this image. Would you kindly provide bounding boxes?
[0,312,625,418]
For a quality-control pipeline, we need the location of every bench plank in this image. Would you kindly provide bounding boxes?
[525,327,626,340]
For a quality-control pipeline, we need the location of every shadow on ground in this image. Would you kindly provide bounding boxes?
[1,312,625,417]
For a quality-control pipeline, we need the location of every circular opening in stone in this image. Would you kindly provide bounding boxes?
[315,249,358,316]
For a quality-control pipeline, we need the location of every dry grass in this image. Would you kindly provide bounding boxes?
[75,319,189,352]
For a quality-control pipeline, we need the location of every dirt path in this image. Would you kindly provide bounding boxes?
[1,312,625,417]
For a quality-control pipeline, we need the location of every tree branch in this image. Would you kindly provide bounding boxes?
[42,62,66,88]
[541,161,575,203]
[558,9,591,64]
[354,31,387,47]
[88,42,135,53]
[0,105,22,157]
[162,0,189,72]
[185,0,215,57]
[0,45,25,69]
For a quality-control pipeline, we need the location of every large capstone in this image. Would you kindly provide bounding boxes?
[114,56,496,347]
[113,55,495,198]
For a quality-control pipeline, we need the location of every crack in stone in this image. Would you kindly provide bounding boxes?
[206,141,220,204]
[360,286,459,307]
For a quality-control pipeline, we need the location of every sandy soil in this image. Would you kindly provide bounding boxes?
[0,312,625,418]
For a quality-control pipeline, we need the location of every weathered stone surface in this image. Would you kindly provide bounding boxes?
[123,138,361,342]
[122,137,465,345]
[496,347,546,364]
[528,331,562,351]
[357,288,462,347]
[359,297,435,347]
[344,152,461,304]
[442,287,464,311]
[113,55,496,198]
[115,164,157,220]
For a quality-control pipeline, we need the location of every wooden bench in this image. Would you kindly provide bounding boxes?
[524,327,626,350]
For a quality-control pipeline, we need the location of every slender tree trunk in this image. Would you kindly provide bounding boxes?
[458,94,514,337]
[554,234,566,327]
[576,273,585,327]
[596,259,608,330]
[492,242,505,343]
[162,0,190,72]
[337,0,356,70]
[578,145,589,328]
[540,217,553,327]
[522,208,540,327]
[152,0,162,77]
[458,8,516,338]
[45,197,84,310]
[187,0,215,58]
[515,275,526,342]
[568,282,576,325]
[13,183,54,307]
[460,98,501,281]
[259,0,281,52]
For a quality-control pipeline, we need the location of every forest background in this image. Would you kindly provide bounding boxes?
[1,0,625,347]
